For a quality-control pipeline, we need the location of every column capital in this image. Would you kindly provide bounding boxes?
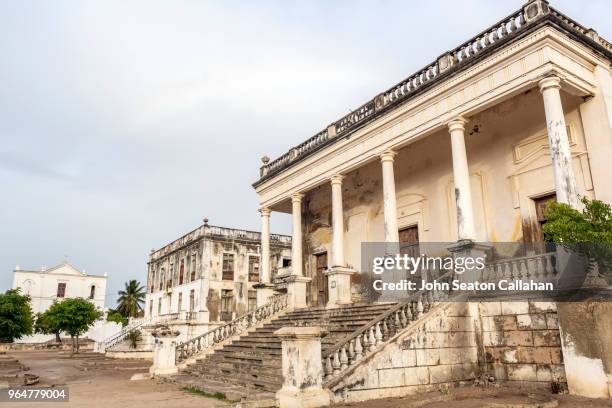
[447,116,468,133]
[291,193,304,203]
[259,207,271,217]
[380,149,397,163]
[330,174,345,185]
[538,75,561,93]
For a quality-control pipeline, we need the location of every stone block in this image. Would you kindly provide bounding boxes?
[446,331,474,347]
[404,366,429,386]
[536,364,553,382]
[451,363,478,381]
[440,347,477,365]
[378,367,404,387]
[483,331,503,347]
[490,362,507,380]
[501,348,518,364]
[401,349,417,367]
[503,330,533,346]
[438,316,472,332]
[447,302,471,317]
[529,301,557,313]
[551,364,566,382]
[494,315,517,331]
[550,348,563,364]
[516,314,532,330]
[545,313,559,329]
[423,332,446,348]
[533,330,561,347]
[429,364,453,383]
[517,346,551,364]
[507,364,537,381]
[416,349,440,366]
[480,316,495,332]
[501,302,529,315]
[485,347,502,363]
[480,302,501,316]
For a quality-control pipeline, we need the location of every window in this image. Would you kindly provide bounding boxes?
[190,258,197,282]
[189,289,195,312]
[89,285,96,299]
[220,289,234,321]
[178,293,183,312]
[149,300,153,316]
[222,253,235,281]
[168,294,172,313]
[179,260,185,285]
[534,193,557,251]
[248,290,257,312]
[248,256,260,282]
[157,300,161,315]
[56,283,66,298]
[159,269,165,291]
[282,258,291,267]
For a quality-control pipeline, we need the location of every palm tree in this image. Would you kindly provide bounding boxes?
[116,280,146,318]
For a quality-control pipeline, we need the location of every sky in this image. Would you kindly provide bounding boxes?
[1,0,610,306]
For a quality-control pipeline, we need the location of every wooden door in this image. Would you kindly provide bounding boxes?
[314,252,328,307]
[399,226,420,280]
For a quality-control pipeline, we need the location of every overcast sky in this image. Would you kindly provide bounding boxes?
[1,0,610,306]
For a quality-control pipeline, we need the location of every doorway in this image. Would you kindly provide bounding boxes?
[312,252,328,307]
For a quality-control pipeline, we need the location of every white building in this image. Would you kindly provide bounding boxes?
[12,260,118,343]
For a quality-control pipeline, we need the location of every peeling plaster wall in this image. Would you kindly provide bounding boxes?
[301,90,594,281]
[479,301,565,386]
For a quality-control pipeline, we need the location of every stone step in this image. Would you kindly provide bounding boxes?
[190,365,282,383]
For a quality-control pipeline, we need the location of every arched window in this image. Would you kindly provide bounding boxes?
[89,285,96,299]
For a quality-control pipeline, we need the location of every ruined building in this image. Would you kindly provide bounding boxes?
[133,1,612,405]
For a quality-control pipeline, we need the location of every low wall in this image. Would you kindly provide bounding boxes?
[479,301,565,386]
[329,303,479,403]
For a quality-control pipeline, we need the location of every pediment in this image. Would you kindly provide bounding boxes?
[45,262,85,276]
[512,126,575,174]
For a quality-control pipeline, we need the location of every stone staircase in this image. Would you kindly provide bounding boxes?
[175,303,396,401]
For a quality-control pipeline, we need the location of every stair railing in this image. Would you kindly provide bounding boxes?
[175,293,288,364]
[322,272,453,384]
[100,313,179,352]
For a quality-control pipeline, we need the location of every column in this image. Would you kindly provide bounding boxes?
[380,150,400,243]
[275,326,330,408]
[330,175,345,267]
[291,193,304,276]
[448,117,476,241]
[256,207,275,307]
[260,208,271,283]
[538,75,579,208]
[286,193,310,309]
[325,175,354,308]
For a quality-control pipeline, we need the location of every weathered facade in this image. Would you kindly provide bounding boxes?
[248,0,612,402]
[144,219,291,341]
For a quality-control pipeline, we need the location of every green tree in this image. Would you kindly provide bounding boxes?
[116,280,146,318]
[45,298,103,354]
[34,311,62,343]
[106,311,128,327]
[543,197,612,277]
[0,289,33,342]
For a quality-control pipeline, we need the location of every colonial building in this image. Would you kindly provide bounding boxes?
[12,260,107,314]
[142,219,291,340]
[147,1,612,405]
[11,261,117,343]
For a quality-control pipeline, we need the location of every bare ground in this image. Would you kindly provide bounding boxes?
[2,350,229,408]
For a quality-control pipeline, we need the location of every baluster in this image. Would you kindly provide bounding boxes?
[403,304,413,323]
[374,323,383,346]
[382,319,389,340]
[400,307,408,327]
[508,17,517,32]
[339,346,349,371]
[417,295,424,317]
[368,327,376,351]
[394,311,401,332]
[348,340,356,365]
[324,356,333,379]
[355,336,363,360]
[332,350,341,375]
[546,256,554,276]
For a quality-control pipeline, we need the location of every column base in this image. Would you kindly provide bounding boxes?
[149,366,178,376]
[286,275,311,309]
[254,283,276,307]
[276,387,331,408]
[324,266,355,308]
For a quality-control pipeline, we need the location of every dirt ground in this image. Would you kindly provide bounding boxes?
[2,350,228,408]
[2,350,611,408]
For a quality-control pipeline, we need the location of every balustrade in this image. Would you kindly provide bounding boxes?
[175,294,288,363]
